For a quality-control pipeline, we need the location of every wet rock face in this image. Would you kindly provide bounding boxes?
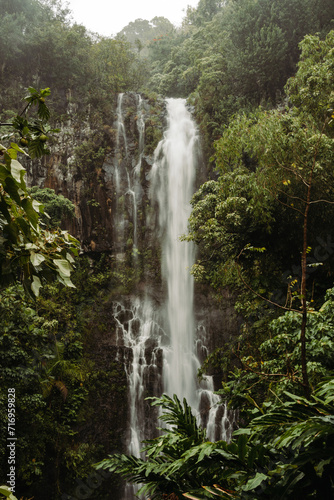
[25,93,241,500]
[25,90,240,380]
[26,92,167,254]
[195,286,239,352]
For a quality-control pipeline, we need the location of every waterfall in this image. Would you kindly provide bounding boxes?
[113,93,127,255]
[113,93,141,258]
[132,94,145,255]
[111,95,235,500]
[113,299,163,452]
[113,298,164,500]
[150,98,236,442]
[151,98,198,406]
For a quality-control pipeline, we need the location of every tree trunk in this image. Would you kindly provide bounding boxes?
[300,179,312,399]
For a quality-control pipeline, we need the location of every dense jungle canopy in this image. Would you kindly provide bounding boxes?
[0,0,334,498]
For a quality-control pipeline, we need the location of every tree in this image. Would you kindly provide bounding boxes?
[184,0,223,27]
[183,0,334,148]
[185,31,334,398]
[95,394,209,499]
[117,17,174,47]
[89,38,142,96]
[218,287,334,412]
[0,87,79,295]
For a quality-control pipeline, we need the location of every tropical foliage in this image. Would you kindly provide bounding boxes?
[0,485,17,500]
[184,30,334,398]
[218,287,334,412]
[0,0,147,117]
[0,0,334,499]
[0,87,79,295]
[96,379,334,499]
[142,0,334,147]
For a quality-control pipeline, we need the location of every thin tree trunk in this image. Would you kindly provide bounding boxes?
[300,218,310,398]
[300,172,313,399]
[299,122,328,399]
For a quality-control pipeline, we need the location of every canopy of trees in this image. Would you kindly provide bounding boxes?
[142,0,334,146]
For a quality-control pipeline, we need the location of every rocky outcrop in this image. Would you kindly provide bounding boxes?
[26,92,167,255]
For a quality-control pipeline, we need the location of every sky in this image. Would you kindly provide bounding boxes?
[65,0,200,37]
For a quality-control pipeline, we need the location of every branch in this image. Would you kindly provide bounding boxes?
[262,184,305,216]
[232,347,302,381]
[309,199,334,205]
[277,163,310,187]
[236,247,300,313]
[275,188,306,204]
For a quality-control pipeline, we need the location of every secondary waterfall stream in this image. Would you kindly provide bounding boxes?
[111,95,235,499]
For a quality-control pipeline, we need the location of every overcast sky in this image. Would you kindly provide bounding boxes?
[65,0,200,37]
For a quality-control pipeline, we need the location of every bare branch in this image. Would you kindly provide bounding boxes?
[262,184,305,215]
[275,187,306,204]
[309,199,334,205]
[236,247,301,313]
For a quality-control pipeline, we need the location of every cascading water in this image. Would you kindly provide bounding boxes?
[113,299,163,454]
[132,94,145,254]
[111,95,236,499]
[151,98,198,407]
[113,93,144,257]
[112,298,164,500]
[113,93,127,254]
[150,99,236,440]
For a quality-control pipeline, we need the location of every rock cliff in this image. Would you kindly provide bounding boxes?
[25,92,239,500]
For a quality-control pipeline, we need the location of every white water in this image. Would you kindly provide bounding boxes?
[113,93,127,253]
[113,299,163,455]
[114,93,144,257]
[151,98,198,406]
[112,96,235,499]
[113,299,164,500]
[132,94,145,254]
[150,98,236,440]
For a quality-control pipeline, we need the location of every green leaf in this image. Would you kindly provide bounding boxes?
[38,102,50,121]
[10,142,28,156]
[53,259,72,277]
[237,434,248,462]
[7,148,18,160]
[242,472,268,491]
[24,243,38,250]
[21,198,39,228]
[32,199,43,213]
[10,159,26,183]
[66,252,75,264]
[28,139,45,159]
[16,216,31,237]
[26,86,38,96]
[0,165,11,182]
[30,251,46,267]
[0,195,11,223]
[0,485,18,499]
[31,275,42,297]
[4,176,21,204]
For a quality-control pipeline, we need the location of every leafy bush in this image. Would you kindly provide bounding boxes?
[28,187,75,229]
[96,380,334,499]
